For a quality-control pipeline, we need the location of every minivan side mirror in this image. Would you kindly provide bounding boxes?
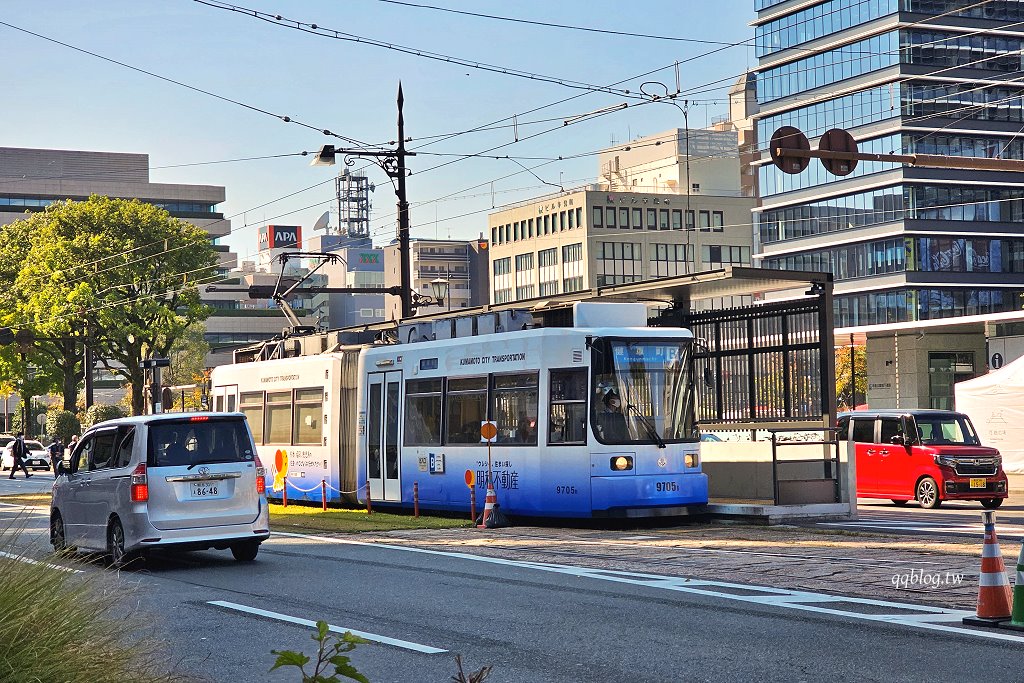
[890,434,905,446]
[56,460,69,476]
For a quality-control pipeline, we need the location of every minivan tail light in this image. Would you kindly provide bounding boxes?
[254,455,266,495]
[130,463,149,502]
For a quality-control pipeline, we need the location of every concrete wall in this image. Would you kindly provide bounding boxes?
[701,440,853,504]
[865,331,986,409]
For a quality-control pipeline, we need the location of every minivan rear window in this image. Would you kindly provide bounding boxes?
[149,418,255,467]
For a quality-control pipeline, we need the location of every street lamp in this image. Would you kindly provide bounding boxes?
[429,278,449,309]
[310,84,416,319]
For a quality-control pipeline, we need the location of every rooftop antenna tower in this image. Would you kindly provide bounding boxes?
[335,168,373,237]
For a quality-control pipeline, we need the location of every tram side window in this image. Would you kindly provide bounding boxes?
[240,391,265,444]
[491,373,539,445]
[548,369,587,445]
[265,391,292,444]
[405,379,442,446]
[446,377,488,445]
[293,388,323,445]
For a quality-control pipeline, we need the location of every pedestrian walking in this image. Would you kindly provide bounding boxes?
[48,437,63,474]
[8,431,32,479]
[68,434,79,455]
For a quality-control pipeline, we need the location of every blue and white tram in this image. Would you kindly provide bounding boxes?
[211,304,708,517]
[359,324,707,518]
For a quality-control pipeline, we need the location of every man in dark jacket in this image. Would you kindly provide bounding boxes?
[48,438,63,474]
[8,432,32,479]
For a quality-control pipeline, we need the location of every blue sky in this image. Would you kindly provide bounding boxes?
[1,1,755,262]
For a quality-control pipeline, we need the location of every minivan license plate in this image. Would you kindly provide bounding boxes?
[190,482,220,498]
[970,478,987,489]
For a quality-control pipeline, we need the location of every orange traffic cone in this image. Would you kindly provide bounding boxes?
[963,510,1013,627]
[477,482,497,529]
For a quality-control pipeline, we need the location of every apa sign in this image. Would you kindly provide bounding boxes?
[258,225,303,249]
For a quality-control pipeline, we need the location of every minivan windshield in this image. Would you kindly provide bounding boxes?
[915,413,980,446]
[149,418,255,467]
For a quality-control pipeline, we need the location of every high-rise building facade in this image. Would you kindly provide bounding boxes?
[753,1,1024,408]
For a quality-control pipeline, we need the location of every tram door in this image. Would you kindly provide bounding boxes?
[366,371,402,502]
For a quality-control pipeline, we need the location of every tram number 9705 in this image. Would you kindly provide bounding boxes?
[555,485,578,495]
[656,481,679,493]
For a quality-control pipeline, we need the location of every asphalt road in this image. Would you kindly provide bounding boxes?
[2,503,1024,683]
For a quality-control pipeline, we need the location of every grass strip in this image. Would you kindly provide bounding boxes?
[269,502,473,533]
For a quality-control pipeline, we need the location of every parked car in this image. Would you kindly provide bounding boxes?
[2,439,52,471]
[837,409,1008,509]
[51,413,269,566]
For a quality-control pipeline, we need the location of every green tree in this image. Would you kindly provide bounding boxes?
[46,409,81,442]
[835,345,867,410]
[12,196,218,415]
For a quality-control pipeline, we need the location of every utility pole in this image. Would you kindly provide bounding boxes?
[396,84,413,319]
[311,83,416,319]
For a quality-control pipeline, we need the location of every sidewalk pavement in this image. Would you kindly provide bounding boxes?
[358,524,988,611]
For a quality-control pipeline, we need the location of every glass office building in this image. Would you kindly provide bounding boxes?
[753,0,1024,328]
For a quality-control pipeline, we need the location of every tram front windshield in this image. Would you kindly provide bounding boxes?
[591,338,696,444]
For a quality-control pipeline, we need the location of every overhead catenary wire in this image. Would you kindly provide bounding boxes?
[6,1,1015,296]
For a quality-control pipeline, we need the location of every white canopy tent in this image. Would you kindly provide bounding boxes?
[955,355,1024,473]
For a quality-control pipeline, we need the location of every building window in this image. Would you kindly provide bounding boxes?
[712,211,724,231]
[493,257,511,276]
[659,209,669,230]
[528,218,534,238]
[515,253,534,271]
[699,211,711,231]
[650,243,691,278]
[575,207,583,227]
[619,207,629,229]
[559,211,566,231]
[538,247,558,267]
[671,209,682,229]
[632,207,643,230]
[515,284,535,299]
[491,227,498,245]
[606,207,616,228]
[568,210,575,230]
[539,281,558,296]
[647,208,657,230]
[562,243,583,262]
[592,206,603,227]
[686,210,695,230]
[563,276,585,292]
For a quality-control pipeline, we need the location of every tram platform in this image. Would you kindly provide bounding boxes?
[705,499,854,525]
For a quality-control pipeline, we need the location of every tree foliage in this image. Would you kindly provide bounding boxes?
[835,345,867,410]
[7,196,218,414]
[46,409,81,443]
[81,404,128,430]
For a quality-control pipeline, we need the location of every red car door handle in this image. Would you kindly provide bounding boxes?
[879,450,889,455]
[866,449,876,455]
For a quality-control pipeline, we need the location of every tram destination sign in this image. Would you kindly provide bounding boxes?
[459,352,527,366]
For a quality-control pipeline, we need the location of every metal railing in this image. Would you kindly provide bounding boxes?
[768,426,842,505]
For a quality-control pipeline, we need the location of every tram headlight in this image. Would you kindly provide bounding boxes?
[611,456,634,471]
[684,453,699,468]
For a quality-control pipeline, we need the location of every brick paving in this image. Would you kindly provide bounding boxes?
[357,523,999,610]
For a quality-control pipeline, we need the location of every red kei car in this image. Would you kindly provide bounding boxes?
[837,410,1008,509]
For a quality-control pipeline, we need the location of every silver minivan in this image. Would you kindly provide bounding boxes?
[51,413,269,565]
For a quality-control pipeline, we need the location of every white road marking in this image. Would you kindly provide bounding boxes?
[208,600,448,654]
[0,550,82,573]
[269,531,1024,644]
